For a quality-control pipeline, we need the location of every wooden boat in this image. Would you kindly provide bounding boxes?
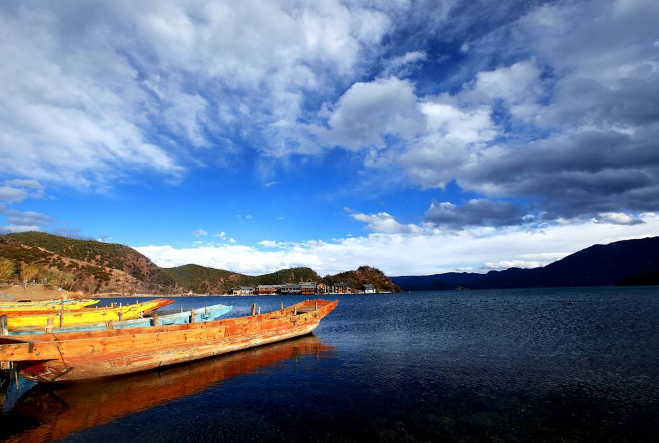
[0,299,100,315]
[0,298,93,307]
[0,299,337,382]
[9,303,233,335]
[0,336,333,443]
[3,298,174,332]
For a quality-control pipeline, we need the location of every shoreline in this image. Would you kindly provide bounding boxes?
[94,291,393,298]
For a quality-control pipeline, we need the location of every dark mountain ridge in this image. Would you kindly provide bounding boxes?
[391,236,659,291]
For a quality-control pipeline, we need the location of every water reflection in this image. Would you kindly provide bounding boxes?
[0,335,333,443]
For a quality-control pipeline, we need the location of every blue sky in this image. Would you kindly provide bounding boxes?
[1,0,659,275]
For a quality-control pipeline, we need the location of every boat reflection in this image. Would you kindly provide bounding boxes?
[0,335,333,443]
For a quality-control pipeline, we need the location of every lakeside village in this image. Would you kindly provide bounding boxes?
[230,282,376,296]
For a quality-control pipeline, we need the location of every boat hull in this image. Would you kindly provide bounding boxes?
[5,299,337,383]
[6,298,173,331]
[0,299,100,315]
[9,304,233,335]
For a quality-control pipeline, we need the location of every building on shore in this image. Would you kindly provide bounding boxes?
[232,286,255,295]
[280,284,301,295]
[230,281,373,295]
[256,285,283,295]
[300,283,316,295]
[362,283,375,294]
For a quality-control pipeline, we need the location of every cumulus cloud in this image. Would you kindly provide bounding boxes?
[3,0,658,234]
[0,0,399,187]
[597,212,643,225]
[350,212,418,234]
[309,77,424,150]
[0,209,53,233]
[424,199,526,229]
[472,60,544,120]
[0,179,44,203]
[308,1,659,222]
[137,213,659,276]
[191,228,208,237]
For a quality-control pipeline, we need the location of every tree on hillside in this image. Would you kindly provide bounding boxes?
[45,267,76,291]
[20,263,40,289]
[0,258,16,284]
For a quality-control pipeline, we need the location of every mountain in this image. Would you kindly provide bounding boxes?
[5,231,176,287]
[321,266,401,293]
[391,236,659,291]
[163,264,320,294]
[0,232,395,295]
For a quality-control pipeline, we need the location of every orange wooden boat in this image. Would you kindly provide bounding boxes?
[0,299,337,383]
[1,336,333,443]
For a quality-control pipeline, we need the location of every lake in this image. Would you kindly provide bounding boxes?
[1,287,658,442]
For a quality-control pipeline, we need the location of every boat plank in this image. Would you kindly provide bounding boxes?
[5,299,337,382]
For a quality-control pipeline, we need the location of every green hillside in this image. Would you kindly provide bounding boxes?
[1,232,394,295]
[164,264,320,293]
[5,232,176,287]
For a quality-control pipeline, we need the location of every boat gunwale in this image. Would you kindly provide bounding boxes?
[3,299,337,344]
[7,303,234,335]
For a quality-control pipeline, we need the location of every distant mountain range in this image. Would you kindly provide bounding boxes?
[3,232,657,295]
[0,232,398,294]
[391,236,659,291]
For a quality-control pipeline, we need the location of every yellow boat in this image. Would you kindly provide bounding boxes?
[0,298,93,306]
[0,299,99,313]
[5,298,174,332]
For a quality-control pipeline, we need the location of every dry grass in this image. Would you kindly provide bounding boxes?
[0,284,87,301]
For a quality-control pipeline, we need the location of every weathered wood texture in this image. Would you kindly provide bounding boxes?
[0,299,337,383]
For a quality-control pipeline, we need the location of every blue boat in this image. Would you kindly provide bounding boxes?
[9,303,232,335]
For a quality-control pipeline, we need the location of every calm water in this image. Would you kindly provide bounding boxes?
[1,287,658,443]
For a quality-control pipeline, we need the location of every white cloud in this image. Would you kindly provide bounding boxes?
[264,181,279,188]
[0,224,42,234]
[137,212,659,276]
[0,209,53,234]
[484,260,545,270]
[0,0,400,187]
[597,212,643,225]
[258,240,278,248]
[191,228,208,237]
[382,51,427,77]
[350,211,418,234]
[0,179,44,203]
[214,231,227,240]
[310,77,424,150]
[0,186,29,204]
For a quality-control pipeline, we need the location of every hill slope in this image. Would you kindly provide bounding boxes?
[1,232,396,295]
[321,266,401,293]
[6,232,176,288]
[163,265,320,294]
[391,236,659,291]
